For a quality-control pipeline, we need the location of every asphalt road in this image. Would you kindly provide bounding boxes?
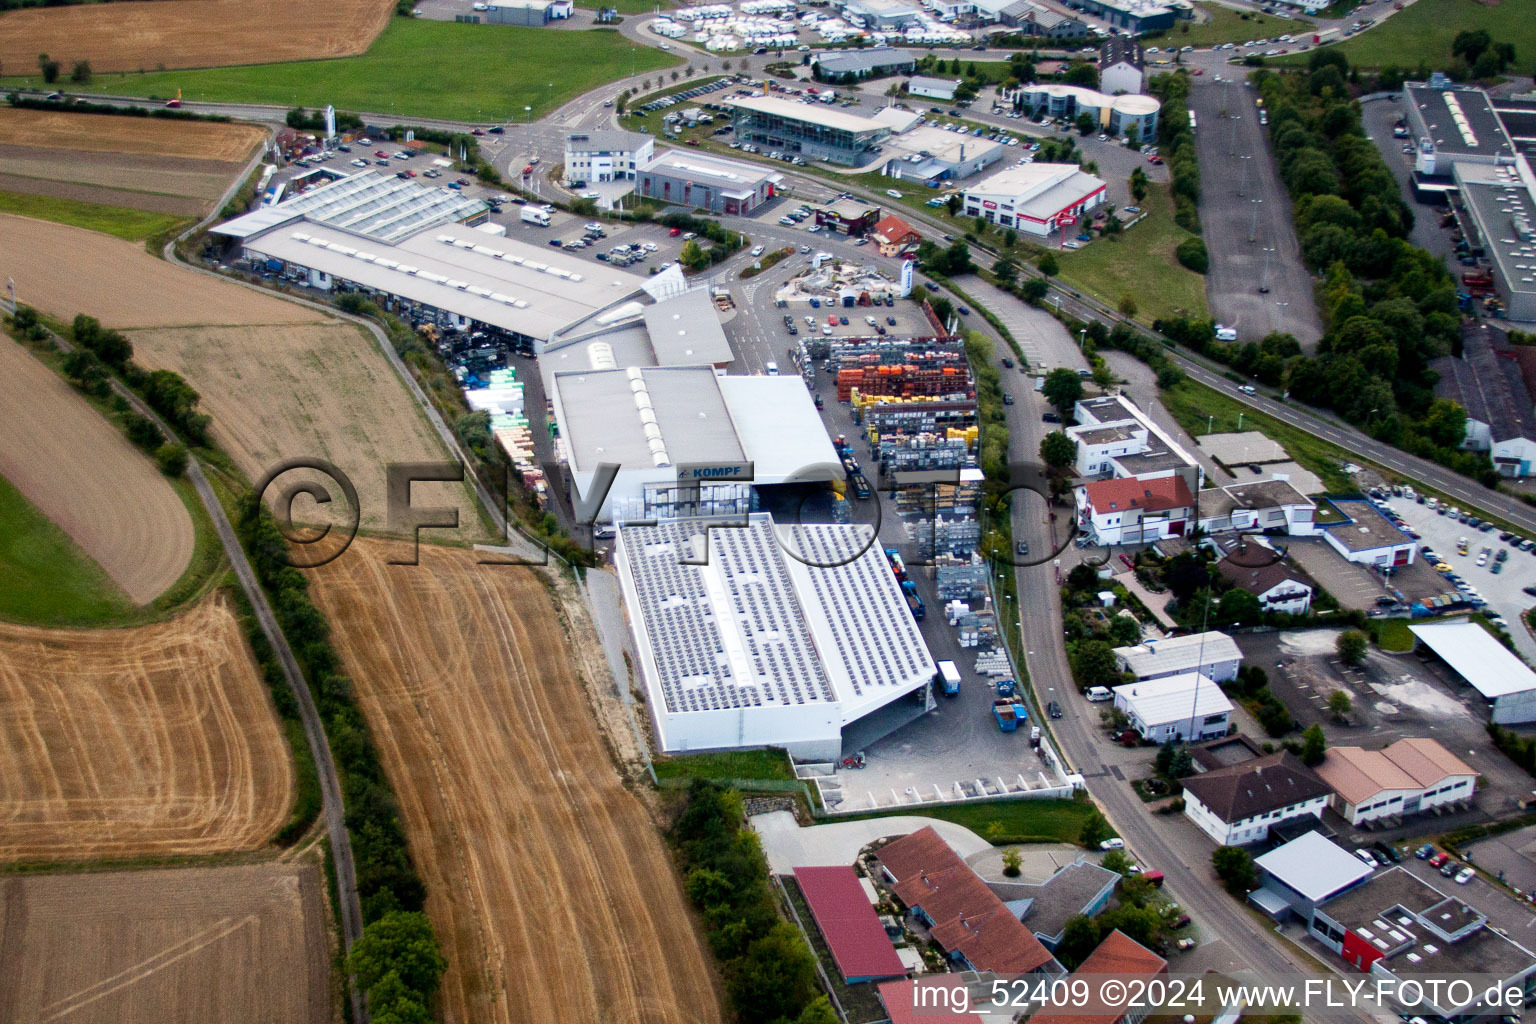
[1189,75,1323,347]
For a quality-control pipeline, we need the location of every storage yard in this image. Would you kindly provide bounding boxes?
[0,108,267,218]
[0,335,193,606]
[309,540,721,1024]
[129,322,482,532]
[0,593,294,863]
[0,0,395,74]
[0,214,327,328]
[0,861,331,1024]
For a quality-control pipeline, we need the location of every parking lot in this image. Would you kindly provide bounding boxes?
[1465,824,1536,900]
[1382,494,1536,662]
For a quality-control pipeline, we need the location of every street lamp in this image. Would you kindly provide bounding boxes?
[1238,154,1251,197]
[1248,198,1263,243]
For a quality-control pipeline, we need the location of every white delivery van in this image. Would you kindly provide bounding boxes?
[520,206,550,226]
[1085,686,1114,702]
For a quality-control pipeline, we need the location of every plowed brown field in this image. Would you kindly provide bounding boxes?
[0,335,192,605]
[0,214,326,328]
[0,861,330,1024]
[310,540,720,1024]
[128,322,479,532]
[0,0,395,75]
[0,592,294,863]
[0,108,267,162]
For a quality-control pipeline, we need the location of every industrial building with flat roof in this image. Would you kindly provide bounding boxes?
[1405,81,1518,179]
[223,207,648,345]
[614,515,937,759]
[1321,498,1419,568]
[727,95,891,166]
[551,365,837,523]
[961,161,1107,237]
[215,169,488,244]
[1305,867,1536,1021]
[1409,619,1536,724]
[637,148,783,214]
[1452,159,1536,325]
[1069,0,1175,34]
[1251,830,1376,921]
[813,46,916,79]
[880,124,1009,184]
[1112,672,1233,743]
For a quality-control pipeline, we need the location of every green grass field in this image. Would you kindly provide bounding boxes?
[1305,0,1536,69]
[0,190,189,242]
[1056,183,1208,323]
[1158,377,1353,492]
[7,20,681,122]
[1151,3,1313,48]
[0,473,136,626]
[845,796,1102,846]
[1375,617,1416,651]
[652,748,796,781]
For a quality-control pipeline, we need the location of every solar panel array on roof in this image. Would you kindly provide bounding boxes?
[784,524,930,703]
[258,170,487,243]
[620,519,835,714]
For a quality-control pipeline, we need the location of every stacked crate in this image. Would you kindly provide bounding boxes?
[935,559,989,603]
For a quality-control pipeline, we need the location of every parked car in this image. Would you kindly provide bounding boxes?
[1099,838,1124,851]
[1455,867,1476,885]
[1415,844,1435,860]
[1429,853,1450,868]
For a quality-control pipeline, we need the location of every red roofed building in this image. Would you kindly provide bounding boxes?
[877,979,988,1024]
[1029,929,1168,1024]
[875,827,1063,977]
[792,866,907,983]
[1074,475,1194,546]
[872,214,922,256]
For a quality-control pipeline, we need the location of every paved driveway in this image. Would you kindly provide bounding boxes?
[750,810,991,874]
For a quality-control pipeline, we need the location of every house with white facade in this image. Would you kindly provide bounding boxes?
[908,76,961,101]
[1315,738,1478,826]
[1099,37,1145,95]
[1112,672,1233,743]
[1181,752,1333,846]
[564,129,654,184]
[1075,475,1194,546]
[1216,548,1314,616]
[1114,632,1242,685]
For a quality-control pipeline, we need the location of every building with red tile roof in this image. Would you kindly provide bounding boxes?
[792,866,907,983]
[1028,929,1167,1024]
[874,826,1061,977]
[871,214,921,256]
[1075,475,1194,546]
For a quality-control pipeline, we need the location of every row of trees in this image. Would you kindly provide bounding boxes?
[1149,72,1200,234]
[33,52,91,85]
[1245,56,1498,485]
[672,781,836,1024]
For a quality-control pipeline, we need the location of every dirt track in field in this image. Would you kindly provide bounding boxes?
[128,322,481,532]
[0,592,294,863]
[310,540,721,1024]
[0,861,330,1024]
[0,108,267,162]
[0,214,327,328]
[0,335,193,604]
[0,0,395,74]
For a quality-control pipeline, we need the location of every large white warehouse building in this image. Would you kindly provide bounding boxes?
[615,514,937,759]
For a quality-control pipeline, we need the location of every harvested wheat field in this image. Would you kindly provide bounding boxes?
[0,861,330,1024]
[0,214,326,328]
[310,539,720,1024]
[0,0,394,75]
[0,336,193,605]
[129,322,480,532]
[0,108,267,215]
[0,592,294,863]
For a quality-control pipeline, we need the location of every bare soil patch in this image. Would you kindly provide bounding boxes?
[0,861,330,1024]
[0,335,192,604]
[0,214,326,328]
[0,173,208,216]
[128,322,479,531]
[0,108,266,163]
[0,0,395,75]
[309,540,721,1024]
[0,592,295,863]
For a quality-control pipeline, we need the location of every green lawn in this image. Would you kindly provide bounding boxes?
[0,473,136,626]
[1055,183,1208,324]
[1375,617,1416,652]
[1152,3,1313,48]
[652,747,796,781]
[6,19,681,122]
[0,190,188,243]
[845,796,1101,846]
[1158,377,1353,492]
[1305,0,1536,69]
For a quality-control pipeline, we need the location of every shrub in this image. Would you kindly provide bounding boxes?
[154,443,188,477]
[1175,236,1209,274]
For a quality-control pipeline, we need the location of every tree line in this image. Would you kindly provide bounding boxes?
[672,781,836,1024]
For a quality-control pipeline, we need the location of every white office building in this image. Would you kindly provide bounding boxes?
[615,514,937,759]
[564,129,654,184]
[1181,752,1332,846]
[1112,672,1233,743]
